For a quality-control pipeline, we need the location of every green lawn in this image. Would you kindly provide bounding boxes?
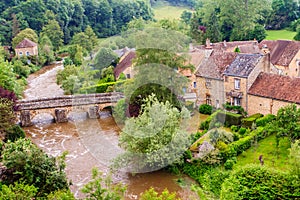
[265,30,296,40]
[153,5,192,20]
[235,134,291,171]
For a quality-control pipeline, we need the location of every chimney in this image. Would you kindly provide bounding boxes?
[206,38,212,49]
[262,44,270,54]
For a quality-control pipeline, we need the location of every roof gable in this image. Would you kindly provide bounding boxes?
[114,51,136,78]
[15,38,37,49]
[224,54,263,77]
[249,72,300,104]
[259,40,300,67]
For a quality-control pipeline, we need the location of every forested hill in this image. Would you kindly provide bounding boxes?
[0,0,153,45]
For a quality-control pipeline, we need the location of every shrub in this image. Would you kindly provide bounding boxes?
[202,168,230,196]
[199,104,212,115]
[230,125,239,132]
[220,164,300,200]
[224,159,236,170]
[0,182,38,199]
[216,141,227,151]
[256,114,276,127]
[5,125,25,142]
[238,127,247,135]
[2,139,69,197]
[216,111,243,127]
[241,113,263,128]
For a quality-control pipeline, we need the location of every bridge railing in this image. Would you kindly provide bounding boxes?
[16,92,124,110]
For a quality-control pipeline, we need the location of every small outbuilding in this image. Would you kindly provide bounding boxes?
[15,38,38,58]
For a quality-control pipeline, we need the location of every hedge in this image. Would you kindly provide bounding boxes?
[199,104,213,115]
[221,164,300,200]
[256,114,276,127]
[241,113,263,128]
[219,127,270,161]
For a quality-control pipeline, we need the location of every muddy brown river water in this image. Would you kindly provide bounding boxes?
[22,64,199,199]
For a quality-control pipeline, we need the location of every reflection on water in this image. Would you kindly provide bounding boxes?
[24,116,197,199]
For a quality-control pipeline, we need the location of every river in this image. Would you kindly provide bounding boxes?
[22,64,199,199]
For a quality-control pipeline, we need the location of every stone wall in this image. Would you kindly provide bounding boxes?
[248,95,300,115]
[15,46,38,58]
[17,92,124,110]
[224,76,247,109]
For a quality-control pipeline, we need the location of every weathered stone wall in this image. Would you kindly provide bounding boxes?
[15,46,38,58]
[196,76,224,108]
[248,95,300,115]
[289,50,300,78]
[17,92,124,110]
[224,76,247,108]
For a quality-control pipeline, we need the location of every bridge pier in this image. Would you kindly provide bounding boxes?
[88,106,99,119]
[20,110,33,127]
[55,109,68,123]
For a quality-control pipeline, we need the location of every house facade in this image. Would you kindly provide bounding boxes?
[15,38,38,58]
[113,51,136,79]
[248,73,300,115]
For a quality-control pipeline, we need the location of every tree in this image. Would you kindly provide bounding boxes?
[81,168,126,200]
[84,25,98,52]
[294,26,300,41]
[12,28,38,48]
[113,95,191,173]
[93,48,118,72]
[38,35,55,65]
[2,139,69,197]
[0,97,15,140]
[289,140,300,177]
[41,19,63,51]
[0,182,38,200]
[268,104,300,144]
[140,187,180,200]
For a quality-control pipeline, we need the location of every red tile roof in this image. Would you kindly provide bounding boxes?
[15,38,37,49]
[259,40,300,67]
[248,72,300,104]
[114,51,136,78]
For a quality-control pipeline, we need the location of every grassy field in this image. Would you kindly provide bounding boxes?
[235,134,291,171]
[153,5,192,20]
[265,30,296,40]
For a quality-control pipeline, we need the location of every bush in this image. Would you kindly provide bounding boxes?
[2,139,69,197]
[216,111,243,127]
[241,113,263,128]
[199,104,213,115]
[256,114,276,127]
[230,125,239,132]
[238,127,247,135]
[0,182,38,199]
[5,125,25,142]
[220,164,300,200]
[224,158,236,170]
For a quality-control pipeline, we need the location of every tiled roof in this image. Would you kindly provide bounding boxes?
[196,51,237,79]
[224,54,263,77]
[249,72,300,104]
[114,51,136,78]
[259,40,300,67]
[15,38,37,49]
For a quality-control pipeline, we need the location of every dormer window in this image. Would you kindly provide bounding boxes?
[234,78,240,90]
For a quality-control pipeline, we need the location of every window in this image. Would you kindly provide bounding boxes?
[193,82,197,88]
[26,51,30,56]
[216,100,220,108]
[205,78,212,88]
[234,78,240,90]
[126,74,131,79]
[19,52,23,56]
[233,97,241,106]
[206,94,211,105]
[183,87,187,94]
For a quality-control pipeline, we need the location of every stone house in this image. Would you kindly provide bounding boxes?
[15,38,38,58]
[113,51,136,79]
[248,72,300,115]
[223,53,270,112]
[259,40,300,77]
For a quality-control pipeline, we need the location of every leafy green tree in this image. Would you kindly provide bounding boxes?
[0,97,15,140]
[181,10,192,25]
[41,19,63,51]
[289,140,300,177]
[61,75,81,95]
[56,64,79,85]
[84,25,98,51]
[0,182,38,200]
[268,104,300,144]
[12,28,38,48]
[47,189,75,200]
[140,187,180,200]
[93,48,118,72]
[73,45,83,66]
[81,168,126,200]
[113,95,191,172]
[38,35,55,65]
[294,26,300,41]
[2,139,69,197]
[0,61,25,97]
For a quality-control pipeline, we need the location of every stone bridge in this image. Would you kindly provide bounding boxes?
[16,92,124,127]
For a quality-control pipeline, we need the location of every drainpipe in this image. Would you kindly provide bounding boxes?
[270,99,274,114]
